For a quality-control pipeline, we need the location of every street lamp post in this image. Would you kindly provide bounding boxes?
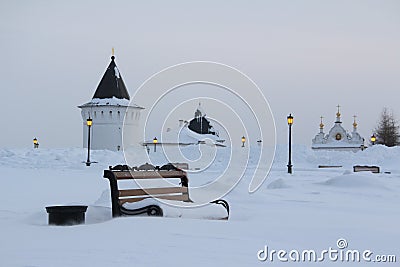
[370,134,376,145]
[153,137,158,152]
[86,117,93,166]
[287,114,293,174]
[241,136,246,147]
[33,138,39,149]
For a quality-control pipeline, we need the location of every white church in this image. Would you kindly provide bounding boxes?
[78,54,143,151]
[311,106,365,151]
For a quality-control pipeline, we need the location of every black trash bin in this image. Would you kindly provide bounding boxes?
[45,205,88,226]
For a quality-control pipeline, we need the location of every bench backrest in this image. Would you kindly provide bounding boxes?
[353,165,380,173]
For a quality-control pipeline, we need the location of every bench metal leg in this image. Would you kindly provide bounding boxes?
[210,199,230,219]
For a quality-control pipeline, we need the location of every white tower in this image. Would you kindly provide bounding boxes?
[78,54,143,151]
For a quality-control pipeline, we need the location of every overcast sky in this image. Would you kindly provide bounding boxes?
[1,0,399,148]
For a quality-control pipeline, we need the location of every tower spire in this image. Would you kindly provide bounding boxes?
[319,116,324,133]
[335,104,341,123]
[111,47,115,61]
[353,115,358,131]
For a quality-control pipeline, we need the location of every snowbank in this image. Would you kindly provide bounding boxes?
[0,144,399,266]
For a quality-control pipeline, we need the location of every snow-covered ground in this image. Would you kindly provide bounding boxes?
[0,145,399,266]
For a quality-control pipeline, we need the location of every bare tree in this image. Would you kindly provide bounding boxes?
[374,108,399,147]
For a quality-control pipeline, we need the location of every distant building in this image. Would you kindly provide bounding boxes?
[312,106,364,151]
[143,103,225,147]
[188,103,218,136]
[78,54,143,151]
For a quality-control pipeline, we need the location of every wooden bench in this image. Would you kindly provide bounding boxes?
[103,163,230,219]
[353,165,380,173]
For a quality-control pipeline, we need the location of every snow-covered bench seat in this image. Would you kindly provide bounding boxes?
[103,163,230,220]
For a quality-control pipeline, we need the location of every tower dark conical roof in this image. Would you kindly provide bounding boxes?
[92,56,130,100]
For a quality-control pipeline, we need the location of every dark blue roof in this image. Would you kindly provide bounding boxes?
[92,56,130,100]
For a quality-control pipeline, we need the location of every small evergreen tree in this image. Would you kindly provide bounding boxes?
[374,108,399,147]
